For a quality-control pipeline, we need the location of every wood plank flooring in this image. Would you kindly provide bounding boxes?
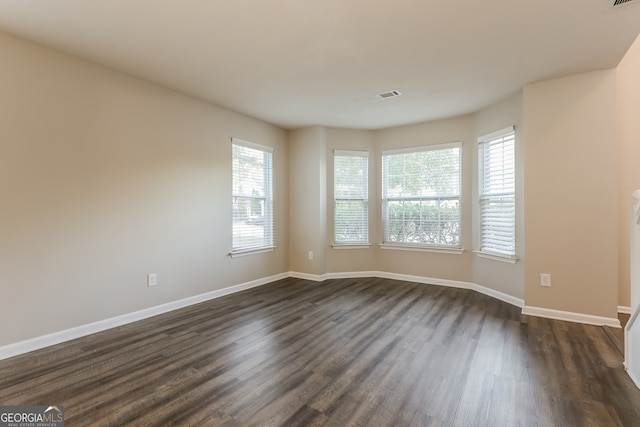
[1,277,639,426]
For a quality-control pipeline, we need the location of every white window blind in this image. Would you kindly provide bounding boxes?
[478,127,515,256]
[334,150,369,244]
[232,138,274,252]
[382,143,461,248]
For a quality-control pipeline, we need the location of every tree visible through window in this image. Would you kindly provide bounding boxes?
[334,150,369,244]
[232,138,273,252]
[382,143,461,248]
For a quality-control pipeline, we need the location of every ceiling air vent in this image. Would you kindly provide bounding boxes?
[377,90,402,100]
[612,0,640,8]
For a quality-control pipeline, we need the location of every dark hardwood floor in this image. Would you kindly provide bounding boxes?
[1,277,639,426]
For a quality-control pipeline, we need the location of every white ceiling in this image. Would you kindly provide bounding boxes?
[0,0,639,130]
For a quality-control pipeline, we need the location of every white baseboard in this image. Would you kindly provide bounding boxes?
[326,270,378,279]
[472,283,525,308]
[289,271,329,281]
[629,370,640,390]
[0,272,288,361]
[322,271,616,328]
[1,269,618,360]
[619,305,632,315]
[374,271,525,308]
[373,270,472,289]
[522,305,622,328]
[626,362,640,389]
[325,270,525,309]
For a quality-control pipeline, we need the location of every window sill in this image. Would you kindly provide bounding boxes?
[229,246,276,257]
[332,243,372,249]
[379,244,464,255]
[474,250,518,264]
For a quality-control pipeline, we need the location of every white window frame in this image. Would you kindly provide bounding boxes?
[476,127,517,262]
[231,138,274,256]
[381,142,462,252]
[333,150,370,247]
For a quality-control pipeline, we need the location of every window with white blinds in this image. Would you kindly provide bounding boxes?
[232,138,274,253]
[478,127,515,257]
[382,143,461,248]
[334,150,369,244]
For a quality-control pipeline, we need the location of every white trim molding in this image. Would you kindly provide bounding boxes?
[474,250,518,264]
[326,270,525,308]
[229,247,276,257]
[471,283,524,308]
[326,271,378,279]
[619,305,632,315]
[373,271,524,308]
[522,306,622,328]
[289,271,329,282]
[379,244,464,255]
[369,271,471,289]
[332,243,372,250]
[0,272,289,361]
[7,268,519,362]
[4,270,621,361]
[626,364,640,390]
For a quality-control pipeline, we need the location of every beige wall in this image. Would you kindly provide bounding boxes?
[523,69,618,318]
[288,126,327,275]
[472,93,524,299]
[0,33,289,346]
[617,34,640,309]
[4,27,637,349]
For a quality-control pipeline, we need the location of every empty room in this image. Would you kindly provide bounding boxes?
[2,1,640,425]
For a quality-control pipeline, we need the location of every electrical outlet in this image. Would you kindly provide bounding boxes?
[540,273,551,287]
[308,251,314,260]
[147,273,157,287]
